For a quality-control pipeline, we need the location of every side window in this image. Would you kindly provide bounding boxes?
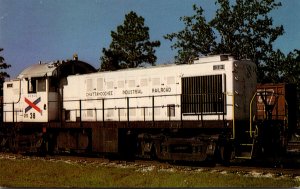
[37,78,46,92]
[28,78,47,93]
[28,79,37,93]
[97,78,103,91]
[86,79,93,91]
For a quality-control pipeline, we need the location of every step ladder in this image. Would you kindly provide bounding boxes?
[235,130,258,159]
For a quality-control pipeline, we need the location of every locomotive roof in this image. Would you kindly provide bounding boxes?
[17,59,97,79]
[96,55,250,74]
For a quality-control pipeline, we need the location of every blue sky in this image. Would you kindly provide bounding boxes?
[0,0,300,78]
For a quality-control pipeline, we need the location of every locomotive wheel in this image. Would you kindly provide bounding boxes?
[217,142,234,166]
[38,134,49,156]
[150,143,158,160]
[8,137,19,154]
[0,137,8,152]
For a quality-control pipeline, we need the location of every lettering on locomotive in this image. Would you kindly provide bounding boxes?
[122,89,143,95]
[152,87,171,93]
[86,91,113,97]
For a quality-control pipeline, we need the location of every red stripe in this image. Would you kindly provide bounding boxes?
[25,97,42,113]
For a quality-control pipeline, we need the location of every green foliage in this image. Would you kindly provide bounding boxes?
[0,48,11,95]
[100,11,160,71]
[254,49,300,87]
[165,0,300,85]
[164,5,216,64]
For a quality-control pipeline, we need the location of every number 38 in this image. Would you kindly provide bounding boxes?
[30,113,35,119]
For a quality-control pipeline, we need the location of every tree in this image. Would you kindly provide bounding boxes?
[0,48,11,96]
[164,0,296,83]
[100,11,160,71]
[164,5,217,64]
[280,50,300,86]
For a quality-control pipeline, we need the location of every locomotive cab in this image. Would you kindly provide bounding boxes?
[3,58,96,123]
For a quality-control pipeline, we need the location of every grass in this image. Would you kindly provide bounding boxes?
[0,158,299,187]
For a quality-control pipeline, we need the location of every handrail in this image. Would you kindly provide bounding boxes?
[249,92,258,138]
[232,93,235,139]
[3,92,230,124]
[220,92,234,139]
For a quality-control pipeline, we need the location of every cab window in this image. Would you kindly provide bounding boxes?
[37,78,46,92]
[28,79,37,93]
[28,78,46,93]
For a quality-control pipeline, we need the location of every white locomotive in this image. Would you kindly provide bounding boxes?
[4,55,256,123]
[2,54,261,162]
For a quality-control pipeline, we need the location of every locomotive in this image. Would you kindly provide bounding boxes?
[0,54,299,164]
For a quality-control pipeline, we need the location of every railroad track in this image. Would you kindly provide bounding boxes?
[0,152,299,180]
